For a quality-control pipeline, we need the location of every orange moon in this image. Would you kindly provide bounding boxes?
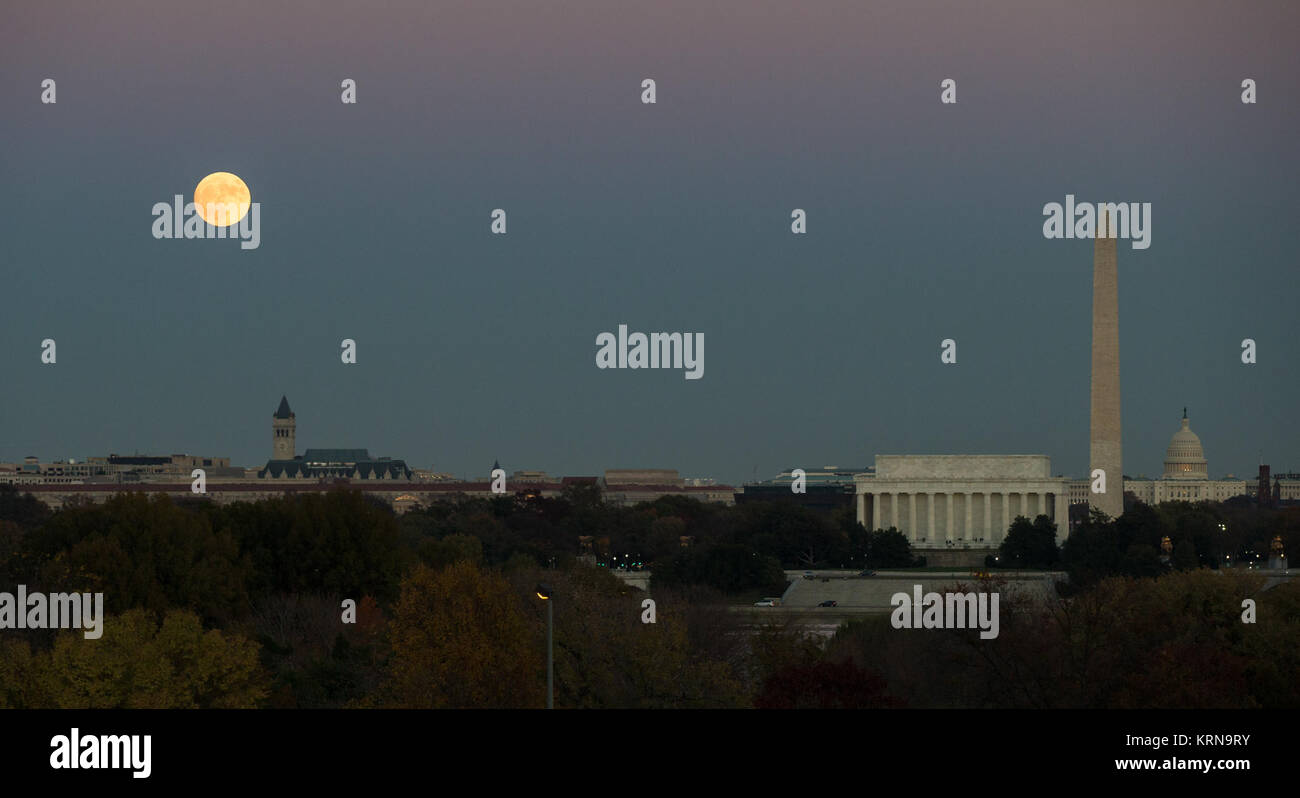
[194,172,251,226]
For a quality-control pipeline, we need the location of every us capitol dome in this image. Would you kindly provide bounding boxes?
[1163,408,1209,480]
[1072,407,1252,507]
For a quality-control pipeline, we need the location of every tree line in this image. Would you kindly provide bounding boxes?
[2,484,1296,709]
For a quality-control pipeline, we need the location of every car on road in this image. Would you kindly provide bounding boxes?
[803,571,815,579]
[753,599,777,607]
[858,569,876,577]
[817,600,837,608]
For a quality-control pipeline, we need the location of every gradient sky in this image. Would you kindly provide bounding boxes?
[2,0,1298,485]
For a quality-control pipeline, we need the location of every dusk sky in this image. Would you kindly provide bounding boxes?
[2,0,1297,484]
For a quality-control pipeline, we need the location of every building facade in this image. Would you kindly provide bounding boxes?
[855,455,1068,552]
[1067,411,1254,507]
[257,396,413,480]
[0,453,238,485]
[737,466,871,512]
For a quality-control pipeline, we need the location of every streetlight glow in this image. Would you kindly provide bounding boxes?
[536,583,555,709]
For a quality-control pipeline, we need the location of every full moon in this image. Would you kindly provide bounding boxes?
[194,172,251,226]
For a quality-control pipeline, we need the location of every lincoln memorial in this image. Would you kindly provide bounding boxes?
[855,455,1068,559]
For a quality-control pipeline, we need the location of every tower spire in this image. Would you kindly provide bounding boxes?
[272,395,296,460]
[1089,206,1123,519]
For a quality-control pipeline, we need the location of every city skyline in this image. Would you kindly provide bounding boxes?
[3,0,1297,487]
[1,394,1286,484]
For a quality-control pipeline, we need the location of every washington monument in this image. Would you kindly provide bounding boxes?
[1090,209,1123,519]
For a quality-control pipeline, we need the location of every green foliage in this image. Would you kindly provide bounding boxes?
[865,527,916,568]
[1119,543,1165,578]
[502,551,539,572]
[747,624,826,686]
[418,533,483,570]
[0,638,37,709]
[508,564,747,708]
[22,493,251,623]
[0,520,26,587]
[651,543,788,595]
[220,489,405,604]
[251,593,386,709]
[2,609,268,708]
[0,484,51,531]
[826,570,1296,709]
[1062,507,1171,587]
[1240,577,1300,707]
[731,502,851,568]
[4,484,1296,710]
[999,515,1060,568]
[1172,538,1199,570]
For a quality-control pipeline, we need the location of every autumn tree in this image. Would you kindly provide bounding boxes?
[377,562,542,708]
[250,593,386,709]
[16,609,267,708]
[509,564,747,708]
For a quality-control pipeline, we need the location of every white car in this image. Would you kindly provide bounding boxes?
[753,599,777,607]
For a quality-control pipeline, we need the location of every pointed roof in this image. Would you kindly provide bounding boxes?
[274,395,293,419]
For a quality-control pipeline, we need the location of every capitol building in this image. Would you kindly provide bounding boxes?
[1067,409,1249,506]
[1124,409,1247,503]
[854,409,1287,566]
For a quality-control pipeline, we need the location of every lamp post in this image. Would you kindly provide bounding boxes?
[536,583,554,709]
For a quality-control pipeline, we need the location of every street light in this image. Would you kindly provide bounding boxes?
[536,583,554,709]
